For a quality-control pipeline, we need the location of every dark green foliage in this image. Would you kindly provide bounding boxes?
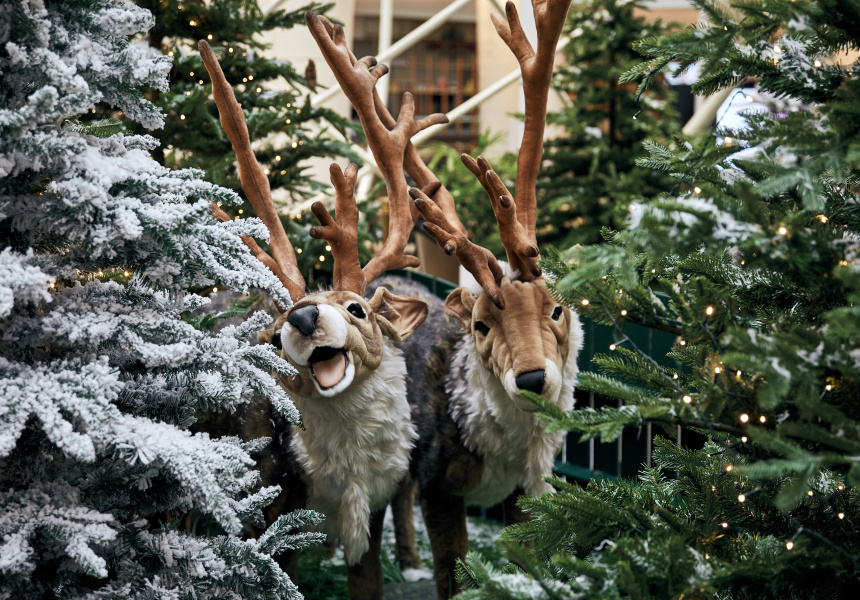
[536,0,680,248]
[461,0,860,598]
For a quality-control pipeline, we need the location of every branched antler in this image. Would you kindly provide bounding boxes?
[309,163,366,294]
[306,12,448,286]
[199,40,306,304]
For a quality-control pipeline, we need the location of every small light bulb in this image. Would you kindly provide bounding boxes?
[673,373,678,380]
[808,491,814,496]
[207,34,213,40]
[189,19,197,26]
[819,215,828,223]
[694,186,702,194]
[683,395,692,404]
[256,87,262,93]
[280,170,286,175]
[238,209,243,214]
[199,80,204,85]
[786,541,794,550]
[180,115,186,120]
[814,59,822,67]
[275,155,281,161]
[715,367,721,374]
[620,309,627,316]
[229,47,234,53]
[680,340,686,346]
[609,344,617,351]
[319,255,325,261]
[582,299,590,305]
[737,370,742,377]
[168,51,174,57]
[248,75,254,81]
[838,485,845,491]
[773,45,782,54]
[296,248,302,254]
[124,271,130,277]
[242,78,248,82]
[826,384,832,391]
[292,142,298,148]
[745,94,753,102]
[190,72,194,77]
[759,416,766,423]
[741,436,748,443]
[726,465,733,472]
[724,136,733,146]
[632,115,637,120]
[839,512,845,519]
[706,306,715,316]
[286,119,292,124]
[740,414,749,423]
[721,522,728,528]
[778,226,788,236]
[325,245,331,251]
[738,494,746,502]
[212,287,218,292]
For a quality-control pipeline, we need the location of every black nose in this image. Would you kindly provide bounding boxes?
[287,304,319,337]
[515,369,545,394]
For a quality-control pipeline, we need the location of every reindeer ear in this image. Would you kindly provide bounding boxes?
[369,287,428,343]
[444,287,476,332]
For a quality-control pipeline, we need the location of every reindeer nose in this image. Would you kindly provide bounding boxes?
[515,369,545,394]
[287,304,319,336]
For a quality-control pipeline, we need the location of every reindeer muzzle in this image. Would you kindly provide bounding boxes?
[288,304,319,336]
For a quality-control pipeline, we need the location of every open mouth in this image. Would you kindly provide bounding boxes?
[308,346,349,390]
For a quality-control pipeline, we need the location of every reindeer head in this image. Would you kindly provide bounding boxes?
[411,0,578,411]
[200,37,438,399]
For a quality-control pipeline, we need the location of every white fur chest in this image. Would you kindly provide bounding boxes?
[447,322,581,507]
[289,341,416,564]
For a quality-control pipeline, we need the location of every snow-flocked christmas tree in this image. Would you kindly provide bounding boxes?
[0,1,322,597]
[459,0,860,597]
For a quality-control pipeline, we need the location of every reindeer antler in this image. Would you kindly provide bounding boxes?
[309,163,366,294]
[199,40,306,304]
[412,0,570,300]
[306,12,449,287]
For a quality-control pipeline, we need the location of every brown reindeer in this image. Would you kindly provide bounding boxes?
[199,40,439,599]
[382,1,583,597]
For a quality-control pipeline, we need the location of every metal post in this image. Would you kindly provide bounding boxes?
[376,0,394,107]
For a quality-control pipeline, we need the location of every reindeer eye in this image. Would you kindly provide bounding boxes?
[551,306,563,321]
[271,330,283,349]
[347,303,366,319]
[474,320,490,336]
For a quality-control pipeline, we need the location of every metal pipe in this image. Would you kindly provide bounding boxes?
[376,0,394,106]
[311,0,475,107]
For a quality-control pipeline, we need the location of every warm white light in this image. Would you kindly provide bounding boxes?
[694,186,702,194]
[808,491,814,496]
[325,245,332,251]
[319,255,325,261]
[721,522,728,528]
[738,494,746,502]
[680,340,686,346]
[786,541,794,550]
[740,414,749,423]
[620,310,627,316]
[582,299,590,305]
[683,395,692,404]
[814,59,822,67]
[741,436,748,443]
[275,155,281,161]
[229,48,234,53]
[673,373,678,380]
[180,115,186,120]
[745,94,753,102]
[706,306,714,316]
[190,72,194,77]
[248,75,254,81]
[609,344,617,351]
[238,209,243,214]
[773,45,782,54]
[124,271,130,277]
[212,287,218,292]
[778,226,788,236]
[292,142,298,148]
[726,465,733,472]
[189,20,197,26]
[207,34,213,40]
[819,215,828,223]
[715,367,721,374]
[296,248,302,254]
[839,512,845,519]
[826,384,832,391]
[759,416,767,423]
[256,87,262,93]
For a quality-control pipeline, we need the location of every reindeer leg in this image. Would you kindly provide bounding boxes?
[346,508,386,600]
[421,490,467,600]
[392,477,424,575]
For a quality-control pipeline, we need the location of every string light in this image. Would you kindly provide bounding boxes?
[714,367,721,374]
[680,340,686,346]
[609,343,616,351]
[721,522,729,528]
[706,306,714,316]
[286,119,292,124]
[694,186,702,194]
[248,75,254,81]
[741,436,748,443]
[738,494,746,502]
[325,245,331,251]
[180,115,186,120]
[740,413,749,423]
[818,215,828,223]
[212,287,218,292]
[238,209,243,214]
[124,271,130,277]
[839,512,845,520]
[256,87,262,93]
[838,485,845,491]
[207,34,213,40]
[296,248,302,254]
[807,491,814,497]
[673,373,678,379]
[620,309,627,316]
[189,19,197,26]
[778,226,788,235]
[581,299,590,305]
[319,255,325,261]
[826,384,832,391]
[291,142,298,148]
[786,541,794,550]
[745,94,753,102]
[275,155,281,161]
[814,59,822,67]
[683,395,692,404]
[759,416,766,423]
[229,47,234,53]
[726,465,733,472]
[190,71,194,76]
[773,45,782,54]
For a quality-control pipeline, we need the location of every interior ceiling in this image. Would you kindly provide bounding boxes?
[354,0,477,22]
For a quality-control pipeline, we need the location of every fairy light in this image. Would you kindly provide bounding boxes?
[738,494,746,502]
[620,310,627,316]
[199,80,204,85]
[168,51,174,57]
[694,186,702,194]
[706,306,714,316]
[238,209,243,214]
[325,245,331,251]
[673,373,678,379]
[726,465,733,472]
[248,75,254,81]
[745,94,753,102]
[207,34,213,40]
[715,367,721,374]
[680,340,686,346]
[773,45,782,54]
[807,491,814,497]
[609,343,617,351]
[759,416,766,423]
[256,87,262,93]
[180,115,186,120]
[229,47,234,53]
[721,522,729,528]
[296,248,302,254]
[319,255,325,261]
[581,299,590,306]
[814,59,822,67]
[124,271,130,277]
[280,170,286,175]
[286,119,292,124]
[818,215,828,223]
[741,436,748,443]
[786,541,794,550]
[683,395,692,404]
[736,370,742,377]
[291,142,298,148]
[189,19,197,26]
[778,226,788,236]
[826,384,832,391]
[740,414,749,423]
[212,287,218,293]
[190,71,194,77]
[275,155,281,161]
[839,512,845,519]
[242,77,248,82]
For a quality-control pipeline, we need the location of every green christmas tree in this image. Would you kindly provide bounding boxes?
[133,0,368,283]
[536,0,680,248]
[459,0,860,598]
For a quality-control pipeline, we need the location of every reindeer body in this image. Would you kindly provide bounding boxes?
[289,338,415,564]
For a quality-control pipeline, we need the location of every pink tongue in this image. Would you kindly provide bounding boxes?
[311,352,347,388]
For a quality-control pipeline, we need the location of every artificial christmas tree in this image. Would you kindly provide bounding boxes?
[459,0,860,598]
[537,0,680,248]
[0,1,322,597]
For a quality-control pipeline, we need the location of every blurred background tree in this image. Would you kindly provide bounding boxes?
[536,0,681,248]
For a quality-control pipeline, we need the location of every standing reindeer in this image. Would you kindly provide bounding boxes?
[385,1,582,597]
[199,39,442,599]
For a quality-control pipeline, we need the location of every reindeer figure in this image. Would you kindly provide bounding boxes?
[384,1,582,597]
[198,39,443,599]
